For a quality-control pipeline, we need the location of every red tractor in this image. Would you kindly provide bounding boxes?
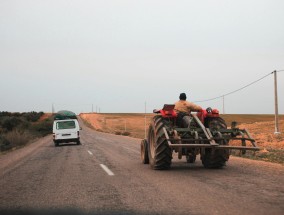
[141,104,259,170]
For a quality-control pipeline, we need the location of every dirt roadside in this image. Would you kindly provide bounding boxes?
[0,135,51,175]
[80,113,284,164]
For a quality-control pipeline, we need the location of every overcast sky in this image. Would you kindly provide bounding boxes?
[0,0,283,114]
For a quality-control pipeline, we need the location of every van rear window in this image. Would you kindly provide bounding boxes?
[56,121,76,129]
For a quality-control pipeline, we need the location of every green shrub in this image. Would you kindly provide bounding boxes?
[18,120,31,131]
[1,117,23,132]
[30,118,53,136]
[0,112,53,152]
[22,111,44,122]
[0,111,12,117]
[0,135,12,151]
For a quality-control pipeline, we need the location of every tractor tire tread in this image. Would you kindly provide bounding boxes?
[148,116,172,170]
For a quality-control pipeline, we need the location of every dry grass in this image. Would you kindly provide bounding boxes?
[80,113,283,138]
[80,113,155,138]
[233,120,284,164]
[4,130,32,148]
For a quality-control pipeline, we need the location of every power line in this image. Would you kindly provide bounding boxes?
[194,72,273,103]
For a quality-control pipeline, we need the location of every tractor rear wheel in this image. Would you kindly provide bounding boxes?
[202,117,230,168]
[141,139,149,164]
[148,116,172,170]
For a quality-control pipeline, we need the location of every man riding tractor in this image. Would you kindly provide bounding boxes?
[174,93,202,128]
[141,92,259,169]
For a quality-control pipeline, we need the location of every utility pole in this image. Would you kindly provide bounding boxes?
[124,119,127,132]
[144,101,147,139]
[52,103,55,114]
[92,104,93,113]
[273,71,280,134]
[222,96,225,114]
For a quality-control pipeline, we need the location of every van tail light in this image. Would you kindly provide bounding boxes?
[77,131,80,136]
[52,133,55,139]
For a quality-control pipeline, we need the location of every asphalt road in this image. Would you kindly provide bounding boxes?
[0,118,284,215]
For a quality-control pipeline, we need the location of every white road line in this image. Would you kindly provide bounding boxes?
[100,164,115,176]
[87,150,93,155]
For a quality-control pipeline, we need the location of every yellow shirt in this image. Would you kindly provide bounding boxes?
[174,100,202,114]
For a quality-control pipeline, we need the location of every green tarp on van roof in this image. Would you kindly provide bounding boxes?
[54,110,77,120]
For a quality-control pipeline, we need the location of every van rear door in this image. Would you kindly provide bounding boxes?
[54,120,79,140]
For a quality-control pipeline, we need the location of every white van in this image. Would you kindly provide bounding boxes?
[53,119,81,146]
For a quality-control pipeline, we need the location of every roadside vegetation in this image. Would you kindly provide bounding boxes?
[232,120,284,164]
[0,111,53,152]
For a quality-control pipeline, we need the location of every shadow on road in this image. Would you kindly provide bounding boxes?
[0,209,157,215]
[48,143,82,148]
[56,143,81,147]
[169,164,227,171]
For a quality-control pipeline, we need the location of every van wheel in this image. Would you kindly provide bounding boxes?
[77,141,81,145]
[54,141,59,147]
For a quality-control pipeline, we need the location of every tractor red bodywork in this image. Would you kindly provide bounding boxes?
[197,108,220,124]
[158,104,220,124]
[159,105,177,118]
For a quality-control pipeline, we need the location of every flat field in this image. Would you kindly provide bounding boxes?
[80,113,284,164]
